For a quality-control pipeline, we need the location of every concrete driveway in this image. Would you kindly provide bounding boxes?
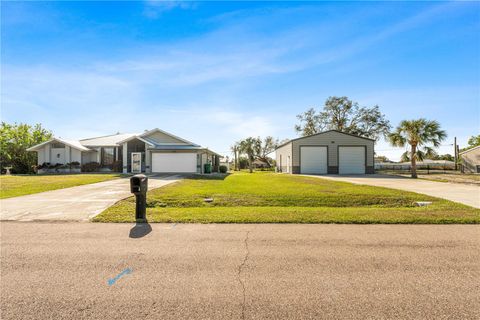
[0,174,180,221]
[305,174,480,208]
[1,222,479,320]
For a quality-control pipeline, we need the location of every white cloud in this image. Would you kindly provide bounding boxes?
[143,1,196,19]
[94,2,470,89]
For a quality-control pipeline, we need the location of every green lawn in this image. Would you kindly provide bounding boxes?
[0,174,124,199]
[94,172,480,224]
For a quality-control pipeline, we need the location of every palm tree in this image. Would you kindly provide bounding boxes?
[388,119,446,178]
[230,142,240,171]
[238,137,260,173]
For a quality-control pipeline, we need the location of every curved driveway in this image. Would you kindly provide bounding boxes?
[0,175,180,221]
[305,174,480,208]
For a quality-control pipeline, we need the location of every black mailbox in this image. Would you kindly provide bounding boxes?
[130,174,148,221]
[130,174,148,194]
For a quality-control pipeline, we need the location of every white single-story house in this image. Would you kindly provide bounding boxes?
[275,130,375,174]
[27,128,220,174]
[459,146,480,173]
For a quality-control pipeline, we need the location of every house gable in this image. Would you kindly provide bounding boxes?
[141,128,199,146]
[144,131,187,144]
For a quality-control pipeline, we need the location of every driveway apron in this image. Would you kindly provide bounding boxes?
[0,175,181,221]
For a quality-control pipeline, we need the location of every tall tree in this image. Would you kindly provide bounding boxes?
[294,108,323,136]
[0,122,53,173]
[388,119,446,178]
[257,136,278,166]
[295,96,390,140]
[238,137,261,173]
[236,136,278,172]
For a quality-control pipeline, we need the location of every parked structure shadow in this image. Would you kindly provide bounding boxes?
[129,221,152,238]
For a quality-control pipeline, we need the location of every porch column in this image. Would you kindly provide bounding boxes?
[65,146,71,163]
[145,143,151,173]
[122,142,128,173]
[201,152,206,174]
[45,144,51,163]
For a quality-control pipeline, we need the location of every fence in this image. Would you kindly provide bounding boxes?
[375,162,456,175]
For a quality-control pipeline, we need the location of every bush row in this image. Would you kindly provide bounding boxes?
[38,162,81,169]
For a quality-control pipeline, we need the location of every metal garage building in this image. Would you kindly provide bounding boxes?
[275,130,375,175]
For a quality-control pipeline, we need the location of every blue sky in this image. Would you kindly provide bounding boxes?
[1,1,479,160]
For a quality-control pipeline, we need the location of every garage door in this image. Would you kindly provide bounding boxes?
[152,153,197,173]
[300,146,328,174]
[339,147,365,174]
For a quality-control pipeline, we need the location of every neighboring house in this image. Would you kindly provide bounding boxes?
[27,128,220,174]
[275,130,374,175]
[459,146,480,173]
[252,159,271,168]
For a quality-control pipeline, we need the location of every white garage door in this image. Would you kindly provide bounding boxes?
[339,147,365,174]
[300,146,328,174]
[152,153,197,173]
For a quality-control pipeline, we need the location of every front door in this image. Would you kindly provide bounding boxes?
[131,152,142,173]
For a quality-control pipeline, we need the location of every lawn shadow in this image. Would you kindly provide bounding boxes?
[129,221,152,238]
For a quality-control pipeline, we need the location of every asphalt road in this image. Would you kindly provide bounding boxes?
[1,222,479,319]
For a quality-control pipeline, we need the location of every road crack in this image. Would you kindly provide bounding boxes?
[237,231,250,320]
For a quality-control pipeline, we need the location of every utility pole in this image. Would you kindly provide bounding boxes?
[454,137,458,171]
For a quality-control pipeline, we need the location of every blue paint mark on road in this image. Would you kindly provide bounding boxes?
[108,268,132,286]
[171,223,177,228]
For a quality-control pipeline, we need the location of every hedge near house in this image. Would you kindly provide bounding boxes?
[0,122,52,174]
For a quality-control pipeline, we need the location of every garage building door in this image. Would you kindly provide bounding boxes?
[300,146,327,174]
[339,147,365,174]
[152,153,197,173]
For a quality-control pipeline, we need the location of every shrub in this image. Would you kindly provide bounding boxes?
[81,162,100,172]
[47,163,62,169]
[219,165,228,173]
[38,162,51,169]
[69,161,80,168]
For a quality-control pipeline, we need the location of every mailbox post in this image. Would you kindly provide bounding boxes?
[130,174,148,221]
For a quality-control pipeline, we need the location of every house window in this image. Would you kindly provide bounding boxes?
[101,147,115,166]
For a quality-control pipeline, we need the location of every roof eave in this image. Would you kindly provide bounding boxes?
[117,136,155,146]
[140,128,200,147]
[275,130,375,150]
[459,145,480,155]
[27,138,91,152]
